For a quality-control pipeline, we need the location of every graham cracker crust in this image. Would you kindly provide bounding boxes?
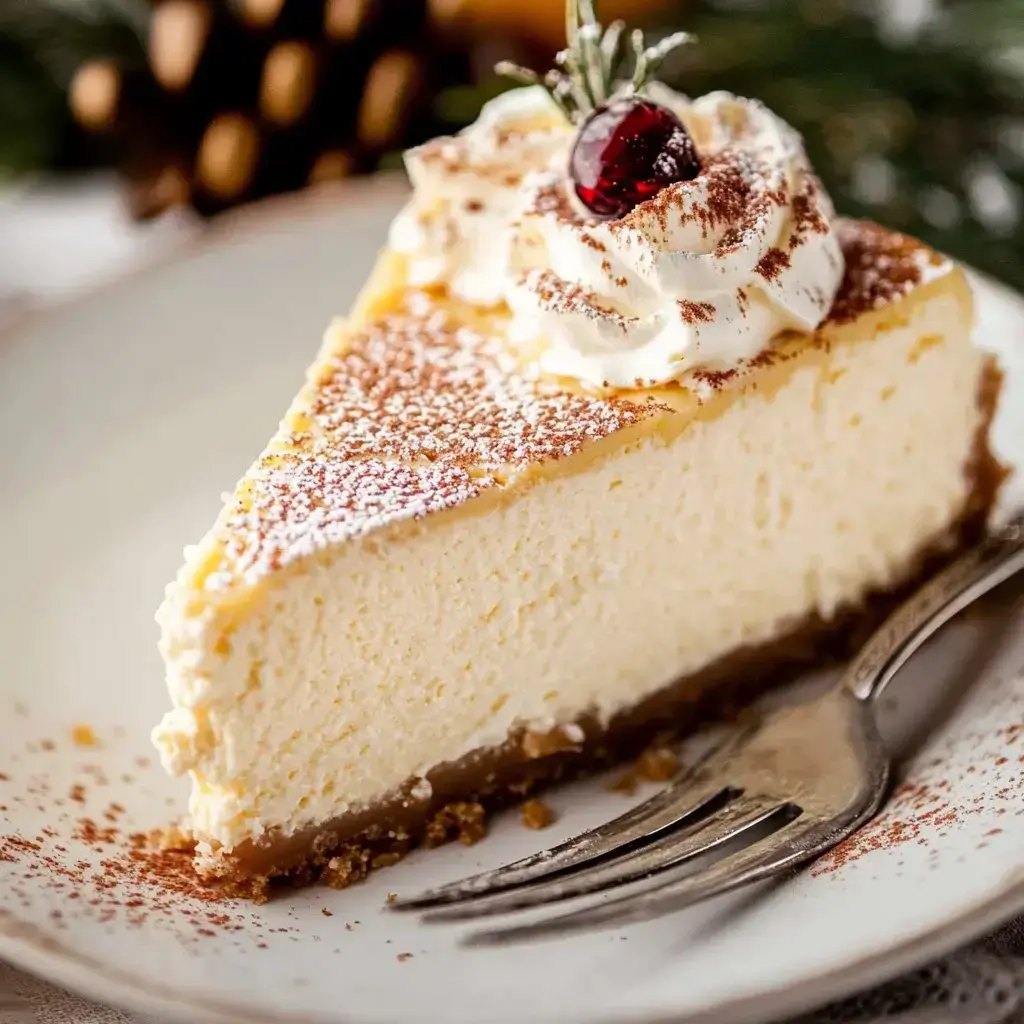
[192,359,1007,898]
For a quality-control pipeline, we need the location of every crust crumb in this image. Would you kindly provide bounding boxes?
[71,724,99,748]
[424,802,487,848]
[608,743,678,793]
[635,746,679,783]
[323,847,372,890]
[371,851,405,871]
[522,724,584,759]
[143,822,195,852]
[608,771,639,796]
[520,798,556,830]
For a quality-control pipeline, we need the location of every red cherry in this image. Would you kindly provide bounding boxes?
[570,98,702,220]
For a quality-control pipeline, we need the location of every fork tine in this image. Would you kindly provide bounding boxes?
[390,779,734,911]
[390,727,753,911]
[465,811,837,946]
[425,793,788,923]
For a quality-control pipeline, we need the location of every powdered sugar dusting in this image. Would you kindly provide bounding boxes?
[304,312,657,469]
[827,220,951,324]
[524,270,635,333]
[219,457,490,586]
[209,311,660,588]
[507,92,847,389]
[206,220,949,589]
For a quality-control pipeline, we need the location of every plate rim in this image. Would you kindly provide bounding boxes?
[3,875,1023,1024]
[0,175,408,345]
[1,189,1022,1024]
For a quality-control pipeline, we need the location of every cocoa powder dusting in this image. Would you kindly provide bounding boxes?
[0,819,273,941]
[826,220,939,325]
[755,247,791,282]
[0,746,299,946]
[677,300,716,325]
[209,214,942,593]
[681,219,950,395]
[577,231,607,253]
[528,270,631,328]
[210,306,664,588]
[812,675,1024,877]
[691,367,739,391]
[812,782,962,876]
[789,175,830,250]
[715,227,744,257]
[530,181,579,223]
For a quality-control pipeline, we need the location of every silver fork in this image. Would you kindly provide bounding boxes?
[390,517,1024,943]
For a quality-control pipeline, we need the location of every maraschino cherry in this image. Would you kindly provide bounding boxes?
[570,98,701,219]
[497,1,700,221]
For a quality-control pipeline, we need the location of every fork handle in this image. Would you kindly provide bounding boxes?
[845,517,1024,704]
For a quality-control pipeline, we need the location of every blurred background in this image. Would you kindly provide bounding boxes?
[1,0,1023,313]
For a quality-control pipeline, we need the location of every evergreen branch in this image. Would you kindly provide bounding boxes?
[565,0,579,60]
[483,0,1024,289]
[553,49,594,112]
[494,61,541,88]
[546,72,578,121]
[496,0,695,122]
[600,20,626,93]
[630,29,648,93]
[579,23,607,106]
[638,31,697,90]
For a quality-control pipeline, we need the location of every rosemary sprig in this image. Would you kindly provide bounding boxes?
[497,0,695,124]
[632,29,694,92]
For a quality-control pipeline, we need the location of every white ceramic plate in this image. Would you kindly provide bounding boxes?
[1,187,1023,1024]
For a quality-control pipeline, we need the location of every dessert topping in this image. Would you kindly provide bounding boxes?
[390,0,846,390]
[497,1,699,219]
[571,98,701,219]
[389,87,570,307]
[507,90,845,389]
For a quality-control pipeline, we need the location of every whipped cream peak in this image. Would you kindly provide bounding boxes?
[389,87,571,307]
[391,86,845,389]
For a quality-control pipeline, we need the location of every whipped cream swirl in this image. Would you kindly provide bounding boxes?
[391,85,845,389]
[390,88,570,307]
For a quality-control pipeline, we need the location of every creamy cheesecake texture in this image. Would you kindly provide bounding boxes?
[154,222,991,867]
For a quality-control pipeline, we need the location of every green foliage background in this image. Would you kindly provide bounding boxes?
[0,0,145,175]
[2,0,1022,287]
[650,0,1024,288]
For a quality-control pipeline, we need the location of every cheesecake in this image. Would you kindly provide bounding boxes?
[153,20,1003,894]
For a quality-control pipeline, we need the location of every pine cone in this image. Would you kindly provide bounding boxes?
[69,0,472,218]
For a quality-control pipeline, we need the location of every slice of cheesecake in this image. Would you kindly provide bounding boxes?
[154,219,1002,893]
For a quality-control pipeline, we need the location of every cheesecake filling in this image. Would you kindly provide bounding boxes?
[152,3,1004,886]
[390,86,845,388]
[153,263,987,859]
